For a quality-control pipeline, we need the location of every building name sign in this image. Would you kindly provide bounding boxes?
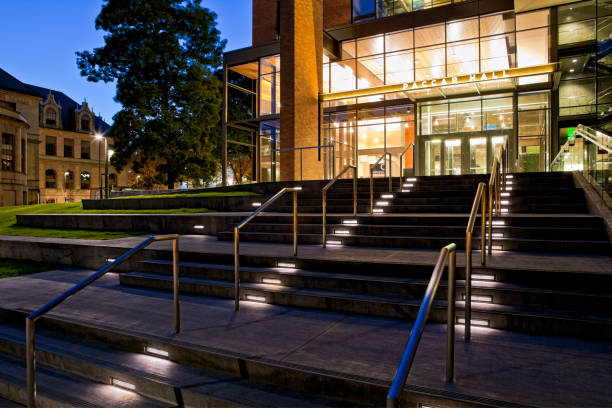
[320,63,557,101]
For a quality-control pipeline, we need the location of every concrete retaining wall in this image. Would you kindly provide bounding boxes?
[83,195,262,211]
[16,213,245,235]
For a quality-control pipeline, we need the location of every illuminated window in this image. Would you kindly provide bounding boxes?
[259,55,280,116]
[1,133,14,171]
[80,171,91,189]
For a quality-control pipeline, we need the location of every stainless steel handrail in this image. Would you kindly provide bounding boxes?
[464,182,486,340]
[387,243,457,408]
[398,143,415,188]
[370,152,392,214]
[488,140,508,254]
[322,164,357,248]
[272,144,336,181]
[234,187,300,310]
[26,234,180,408]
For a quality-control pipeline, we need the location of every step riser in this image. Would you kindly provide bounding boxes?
[119,276,612,341]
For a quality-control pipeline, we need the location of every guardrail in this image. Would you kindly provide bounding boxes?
[234,187,301,310]
[370,152,392,214]
[386,243,457,408]
[26,234,180,408]
[322,165,357,248]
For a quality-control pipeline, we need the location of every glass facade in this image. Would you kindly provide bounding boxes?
[259,55,281,116]
[353,0,469,23]
[323,11,549,97]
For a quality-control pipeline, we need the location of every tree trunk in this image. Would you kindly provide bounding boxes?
[167,173,176,190]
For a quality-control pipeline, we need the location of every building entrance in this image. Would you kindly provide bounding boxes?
[419,132,508,176]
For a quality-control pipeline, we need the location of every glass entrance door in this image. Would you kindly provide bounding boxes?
[469,137,487,174]
[424,139,442,175]
[444,139,462,175]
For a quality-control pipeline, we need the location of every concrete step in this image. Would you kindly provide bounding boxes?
[217,231,612,254]
[0,351,170,408]
[119,272,612,340]
[0,308,501,408]
[0,323,347,408]
[141,259,612,313]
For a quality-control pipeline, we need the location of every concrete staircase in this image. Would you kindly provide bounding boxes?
[216,172,611,255]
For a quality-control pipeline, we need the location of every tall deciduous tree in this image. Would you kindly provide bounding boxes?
[77,0,225,189]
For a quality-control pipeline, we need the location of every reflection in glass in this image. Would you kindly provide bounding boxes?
[425,139,441,175]
[444,139,462,175]
[469,137,487,174]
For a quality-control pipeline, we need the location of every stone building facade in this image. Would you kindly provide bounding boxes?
[0,67,128,205]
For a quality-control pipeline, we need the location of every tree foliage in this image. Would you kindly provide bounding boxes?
[77,0,226,188]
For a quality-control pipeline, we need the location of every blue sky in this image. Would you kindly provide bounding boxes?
[0,0,252,124]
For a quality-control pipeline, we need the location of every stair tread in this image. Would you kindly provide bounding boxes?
[124,272,612,323]
[0,324,351,408]
[0,351,169,408]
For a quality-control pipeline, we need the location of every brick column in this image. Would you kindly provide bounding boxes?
[280,0,323,181]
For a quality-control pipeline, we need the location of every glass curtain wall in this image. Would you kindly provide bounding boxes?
[353,0,469,23]
[517,91,550,172]
[323,11,550,100]
[259,55,281,116]
[259,120,280,182]
[322,104,416,178]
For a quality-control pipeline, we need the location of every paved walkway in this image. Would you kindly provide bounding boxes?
[1,269,612,407]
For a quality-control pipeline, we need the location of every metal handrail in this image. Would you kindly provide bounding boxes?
[26,234,180,408]
[234,187,300,310]
[322,165,357,248]
[272,144,336,181]
[398,143,415,187]
[370,152,392,214]
[575,124,612,153]
[387,243,457,408]
[488,140,508,255]
[464,182,486,340]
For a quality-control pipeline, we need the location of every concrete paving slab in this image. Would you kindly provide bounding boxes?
[0,269,611,407]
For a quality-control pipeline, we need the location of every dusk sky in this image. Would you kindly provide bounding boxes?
[0,0,252,125]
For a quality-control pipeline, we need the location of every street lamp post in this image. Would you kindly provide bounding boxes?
[95,133,108,199]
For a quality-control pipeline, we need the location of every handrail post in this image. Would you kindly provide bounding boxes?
[173,236,180,333]
[300,149,303,181]
[481,191,486,265]
[234,227,240,311]
[465,230,472,340]
[488,184,493,255]
[26,317,35,408]
[322,190,327,248]
[446,248,456,382]
[370,169,374,214]
[293,190,298,256]
[353,167,357,216]
[387,153,392,192]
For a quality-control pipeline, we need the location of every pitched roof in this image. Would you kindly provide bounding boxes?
[0,68,40,97]
[26,84,111,134]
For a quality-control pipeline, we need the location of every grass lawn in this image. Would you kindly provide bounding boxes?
[0,259,60,279]
[115,191,256,199]
[0,203,212,239]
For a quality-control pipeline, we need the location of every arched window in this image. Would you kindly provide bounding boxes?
[109,173,117,188]
[80,171,91,189]
[45,169,56,188]
[64,170,74,189]
[45,109,57,125]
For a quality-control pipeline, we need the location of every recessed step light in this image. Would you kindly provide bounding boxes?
[500,208,509,213]
[472,274,495,281]
[112,378,136,391]
[381,194,394,199]
[373,208,384,213]
[405,178,417,182]
[501,192,510,197]
[293,186,302,190]
[252,202,262,207]
[335,230,350,235]
[403,183,414,187]
[262,278,281,285]
[505,181,513,185]
[505,187,513,191]
[402,189,411,193]
[491,245,503,250]
[507,175,514,179]
[486,220,505,226]
[326,240,342,245]
[246,295,267,303]
[343,219,358,225]
[106,258,116,263]
[457,318,490,327]
[376,201,389,206]
[500,200,509,205]
[194,225,204,230]
[145,346,169,358]
[464,295,493,303]
[492,233,504,238]
[277,262,296,269]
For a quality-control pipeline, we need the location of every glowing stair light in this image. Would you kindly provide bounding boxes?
[376,201,389,206]
[194,225,205,230]
[373,208,384,213]
[501,200,509,205]
[501,192,510,197]
[472,274,495,281]
[277,262,296,269]
[246,295,267,303]
[343,219,358,225]
[466,295,493,303]
[145,346,169,358]
[262,278,282,285]
[492,233,504,238]
[507,175,514,179]
[403,183,414,187]
[405,178,417,182]
[381,194,394,199]
[252,202,262,207]
[457,318,489,327]
[402,189,411,193]
[335,230,350,235]
[326,240,343,245]
[112,378,136,391]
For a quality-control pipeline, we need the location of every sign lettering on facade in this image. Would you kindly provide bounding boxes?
[320,63,557,102]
